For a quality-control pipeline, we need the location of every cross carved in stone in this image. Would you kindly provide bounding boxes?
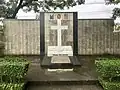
[50,18,68,46]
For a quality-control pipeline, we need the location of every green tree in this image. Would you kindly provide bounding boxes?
[0,0,6,17]
[106,0,120,19]
[113,8,120,19]
[0,0,85,18]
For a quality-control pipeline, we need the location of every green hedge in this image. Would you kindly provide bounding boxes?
[0,56,27,62]
[95,58,120,79]
[99,77,120,90]
[0,83,24,90]
[0,56,29,90]
[0,62,29,79]
[0,75,24,83]
[95,57,120,90]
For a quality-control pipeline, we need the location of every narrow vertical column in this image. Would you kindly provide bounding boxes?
[40,12,45,56]
[73,12,78,55]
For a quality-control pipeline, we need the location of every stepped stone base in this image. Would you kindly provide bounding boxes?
[25,56,100,90]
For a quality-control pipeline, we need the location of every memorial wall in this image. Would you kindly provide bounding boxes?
[3,19,120,55]
[4,19,40,55]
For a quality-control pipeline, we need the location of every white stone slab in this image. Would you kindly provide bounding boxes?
[48,69,73,72]
[51,56,71,63]
[47,46,73,56]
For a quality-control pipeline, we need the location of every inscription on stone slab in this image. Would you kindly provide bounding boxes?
[47,46,73,56]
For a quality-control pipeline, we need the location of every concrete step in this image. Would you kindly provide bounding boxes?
[27,80,98,86]
[26,85,103,90]
[25,56,99,89]
[26,63,98,85]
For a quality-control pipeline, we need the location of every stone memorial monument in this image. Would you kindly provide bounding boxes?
[40,12,80,69]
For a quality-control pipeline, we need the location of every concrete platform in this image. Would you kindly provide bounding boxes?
[17,55,120,90]
[22,56,103,90]
[26,63,98,85]
[25,56,98,84]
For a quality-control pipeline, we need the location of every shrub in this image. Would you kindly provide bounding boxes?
[0,56,29,90]
[0,83,24,90]
[0,62,29,83]
[95,58,120,80]
[95,57,120,90]
[99,77,120,90]
[0,62,28,75]
[0,56,27,62]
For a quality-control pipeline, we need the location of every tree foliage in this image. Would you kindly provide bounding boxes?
[113,8,120,19]
[0,0,85,18]
[107,0,120,19]
[0,0,7,17]
[1,0,120,19]
[105,0,120,4]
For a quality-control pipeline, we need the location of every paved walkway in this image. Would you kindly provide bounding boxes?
[22,56,103,90]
